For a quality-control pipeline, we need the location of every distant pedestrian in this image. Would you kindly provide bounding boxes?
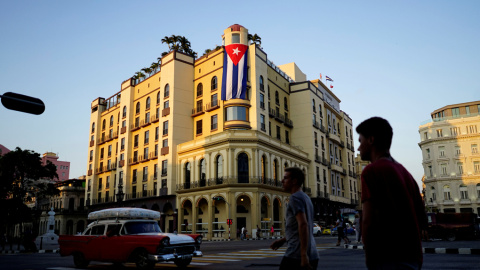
[354,213,361,244]
[335,211,350,246]
[241,226,245,240]
[270,167,319,270]
[270,225,274,237]
[256,225,261,239]
[357,117,426,269]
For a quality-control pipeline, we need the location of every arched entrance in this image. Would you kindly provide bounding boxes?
[196,198,209,237]
[66,220,74,235]
[163,202,174,233]
[76,220,85,234]
[182,200,193,233]
[236,195,251,239]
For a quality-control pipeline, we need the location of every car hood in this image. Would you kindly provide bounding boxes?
[138,233,195,245]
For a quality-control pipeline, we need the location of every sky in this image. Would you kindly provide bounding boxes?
[1,0,479,186]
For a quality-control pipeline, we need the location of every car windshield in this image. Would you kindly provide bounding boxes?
[124,221,162,234]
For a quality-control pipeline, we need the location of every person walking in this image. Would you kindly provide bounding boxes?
[270,167,319,270]
[241,227,245,240]
[357,117,426,270]
[354,213,361,244]
[270,225,274,237]
[335,211,350,246]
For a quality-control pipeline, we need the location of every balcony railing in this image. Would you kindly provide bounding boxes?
[191,106,205,117]
[205,100,220,112]
[162,107,170,117]
[151,114,160,123]
[176,176,285,191]
[284,117,293,128]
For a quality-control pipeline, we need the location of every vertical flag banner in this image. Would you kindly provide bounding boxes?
[221,44,249,101]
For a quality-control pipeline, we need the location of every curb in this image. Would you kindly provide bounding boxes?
[38,249,59,254]
[205,237,282,242]
[344,244,480,255]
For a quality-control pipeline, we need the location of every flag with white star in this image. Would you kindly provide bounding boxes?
[221,44,248,100]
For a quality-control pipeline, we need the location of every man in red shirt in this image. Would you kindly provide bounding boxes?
[357,117,426,270]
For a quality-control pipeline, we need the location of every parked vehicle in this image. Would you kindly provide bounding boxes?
[322,225,333,235]
[427,212,479,241]
[313,223,322,236]
[59,208,203,269]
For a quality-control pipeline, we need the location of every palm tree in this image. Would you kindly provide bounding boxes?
[136,71,146,79]
[179,36,191,53]
[156,57,162,64]
[251,34,261,46]
[171,35,180,50]
[161,36,172,51]
[215,45,222,51]
[150,62,159,73]
[161,52,169,57]
[204,49,212,56]
[141,67,153,76]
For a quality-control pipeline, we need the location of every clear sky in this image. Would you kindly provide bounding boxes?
[1,1,479,186]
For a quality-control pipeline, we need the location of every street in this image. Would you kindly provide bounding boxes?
[1,236,480,270]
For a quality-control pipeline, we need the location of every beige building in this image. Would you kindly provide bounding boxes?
[86,24,358,238]
[419,101,480,214]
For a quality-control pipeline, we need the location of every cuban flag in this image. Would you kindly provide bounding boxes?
[221,44,248,100]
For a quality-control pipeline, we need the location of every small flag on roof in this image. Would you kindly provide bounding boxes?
[326,76,333,82]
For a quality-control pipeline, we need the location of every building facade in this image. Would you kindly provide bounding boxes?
[86,24,358,238]
[419,101,480,214]
[41,152,70,182]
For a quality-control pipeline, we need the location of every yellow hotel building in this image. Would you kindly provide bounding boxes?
[86,24,358,239]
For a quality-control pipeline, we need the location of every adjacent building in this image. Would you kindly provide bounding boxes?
[86,24,358,238]
[419,101,480,214]
[41,152,70,182]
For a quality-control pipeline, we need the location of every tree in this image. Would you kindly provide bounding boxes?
[141,67,153,76]
[0,147,58,234]
[248,33,262,46]
[150,62,159,73]
[161,36,172,50]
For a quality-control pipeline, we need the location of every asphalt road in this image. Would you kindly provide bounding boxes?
[1,236,479,270]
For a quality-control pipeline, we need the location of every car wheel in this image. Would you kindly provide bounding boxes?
[73,252,89,269]
[134,250,155,270]
[174,257,192,268]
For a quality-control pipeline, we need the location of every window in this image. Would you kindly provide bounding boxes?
[260,156,266,180]
[146,97,151,110]
[477,184,480,198]
[211,93,218,107]
[436,129,443,138]
[108,145,112,157]
[122,106,127,118]
[143,147,148,159]
[318,104,322,117]
[474,161,480,173]
[162,160,168,175]
[314,132,318,146]
[458,162,463,175]
[450,127,460,136]
[142,166,148,181]
[144,130,149,144]
[133,151,138,162]
[100,148,104,159]
[185,162,191,188]
[460,185,468,200]
[154,144,158,156]
[156,91,160,105]
[163,121,168,136]
[451,107,460,117]
[259,76,264,92]
[196,100,203,112]
[196,120,203,135]
[211,115,218,130]
[132,169,137,183]
[89,150,93,162]
[164,100,169,109]
[216,155,223,180]
[225,106,247,121]
[472,144,478,154]
[197,83,203,97]
[441,163,447,175]
[162,139,168,148]
[439,146,445,157]
[424,132,428,140]
[276,125,281,140]
[284,97,288,110]
[164,84,170,98]
[269,121,271,136]
[260,114,266,131]
[455,146,461,155]
[312,99,316,112]
[110,116,114,127]
[120,138,126,151]
[135,102,140,114]
[211,76,217,90]
[468,125,477,134]
[199,159,206,181]
[122,120,126,128]
[238,153,249,183]
[260,93,265,109]
[232,33,240,43]
[134,135,139,148]
[275,91,279,105]
[155,127,159,141]
[285,130,290,144]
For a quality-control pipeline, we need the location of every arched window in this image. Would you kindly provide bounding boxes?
[319,104,323,117]
[184,162,191,189]
[215,155,223,180]
[273,159,278,181]
[146,97,151,110]
[261,155,267,181]
[122,106,127,118]
[156,91,161,105]
[110,116,114,127]
[238,153,249,183]
[259,76,264,91]
[135,102,140,114]
[164,84,170,98]
[431,186,436,201]
[197,83,203,97]
[211,76,217,90]
[91,122,95,133]
[199,159,206,186]
[102,119,106,130]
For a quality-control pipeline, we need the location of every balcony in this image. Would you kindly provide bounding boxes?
[176,176,285,192]
[191,106,205,117]
[140,118,151,128]
[274,112,285,123]
[151,114,160,123]
[319,125,326,133]
[120,126,127,134]
[313,121,319,129]
[138,155,150,163]
[161,146,169,155]
[119,160,125,167]
[130,123,140,131]
[89,140,95,147]
[87,169,92,176]
[162,107,170,117]
[268,107,275,117]
[284,117,293,128]
[205,100,220,112]
[149,151,158,160]
[314,155,321,163]
[321,158,329,167]
[128,157,139,165]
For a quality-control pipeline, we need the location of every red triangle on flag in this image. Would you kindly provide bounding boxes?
[225,44,248,65]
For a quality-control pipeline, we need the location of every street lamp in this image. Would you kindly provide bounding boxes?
[116,181,124,203]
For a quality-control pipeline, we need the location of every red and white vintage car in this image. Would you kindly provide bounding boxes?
[59,208,202,269]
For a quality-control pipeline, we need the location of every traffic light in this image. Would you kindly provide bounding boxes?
[227,219,233,225]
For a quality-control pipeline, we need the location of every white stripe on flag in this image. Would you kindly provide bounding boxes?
[226,56,234,100]
[236,54,245,98]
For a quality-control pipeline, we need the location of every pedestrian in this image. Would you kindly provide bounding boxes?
[357,117,427,270]
[335,211,350,246]
[256,225,261,239]
[270,167,319,270]
[354,213,361,244]
[241,226,245,240]
[270,225,274,237]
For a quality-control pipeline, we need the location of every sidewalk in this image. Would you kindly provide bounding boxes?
[345,238,480,255]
